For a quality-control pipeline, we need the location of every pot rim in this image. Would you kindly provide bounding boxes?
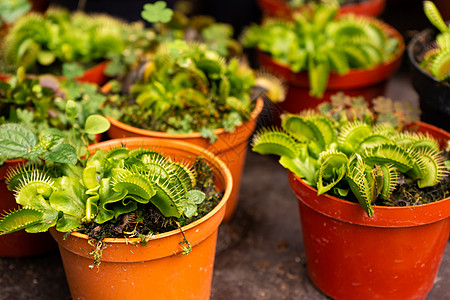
[289,121,450,227]
[106,97,264,139]
[70,137,233,243]
[257,0,386,17]
[407,27,450,88]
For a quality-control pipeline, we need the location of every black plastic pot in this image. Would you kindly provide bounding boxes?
[407,28,450,131]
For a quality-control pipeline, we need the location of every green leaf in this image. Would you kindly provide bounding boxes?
[0,0,31,24]
[0,208,43,235]
[0,123,37,158]
[317,151,348,196]
[84,115,111,134]
[180,203,198,219]
[42,144,78,165]
[200,127,217,143]
[25,208,59,233]
[37,50,56,66]
[222,111,242,132]
[55,214,82,232]
[104,54,126,76]
[279,156,317,186]
[62,62,84,80]
[141,1,173,24]
[95,187,128,224]
[186,190,206,205]
[50,177,86,218]
[252,129,299,159]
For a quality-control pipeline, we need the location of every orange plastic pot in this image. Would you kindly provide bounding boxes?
[0,159,57,257]
[0,61,109,85]
[288,122,450,300]
[74,61,110,85]
[257,0,386,19]
[257,19,404,115]
[50,137,232,300]
[106,98,263,221]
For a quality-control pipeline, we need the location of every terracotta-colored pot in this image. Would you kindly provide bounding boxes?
[257,0,386,19]
[288,122,450,300]
[106,98,264,221]
[0,61,109,85]
[257,19,404,116]
[74,60,110,85]
[0,159,57,257]
[50,137,232,300]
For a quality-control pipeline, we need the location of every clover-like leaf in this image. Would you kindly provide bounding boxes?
[62,62,85,80]
[141,1,173,24]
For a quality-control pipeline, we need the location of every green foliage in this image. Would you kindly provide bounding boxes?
[0,0,31,25]
[317,92,421,129]
[241,4,399,97]
[0,123,77,164]
[0,208,43,235]
[421,1,450,81]
[252,93,448,217]
[0,71,108,159]
[104,40,256,142]
[0,146,214,238]
[141,1,174,23]
[1,7,129,74]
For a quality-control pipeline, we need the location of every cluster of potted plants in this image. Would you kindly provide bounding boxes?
[242,2,404,116]
[0,6,129,83]
[0,1,449,300]
[0,1,259,299]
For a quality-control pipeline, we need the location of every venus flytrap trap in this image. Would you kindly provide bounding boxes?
[252,94,449,217]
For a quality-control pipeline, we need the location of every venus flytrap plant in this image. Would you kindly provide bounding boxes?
[1,7,129,74]
[241,3,399,97]
[420,1,450,82]
[103,2,283,143]
[0,126,221,266]
[252,94,448,217]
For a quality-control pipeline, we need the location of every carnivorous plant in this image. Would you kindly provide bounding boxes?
[241,3,399,97]
[252,94,449,216]
[1,7,128,74]
[0,127,222,265]
[102,1,283,144]
[103,38,257,143]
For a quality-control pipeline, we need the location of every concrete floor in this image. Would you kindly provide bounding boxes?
[1,1,450,299]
